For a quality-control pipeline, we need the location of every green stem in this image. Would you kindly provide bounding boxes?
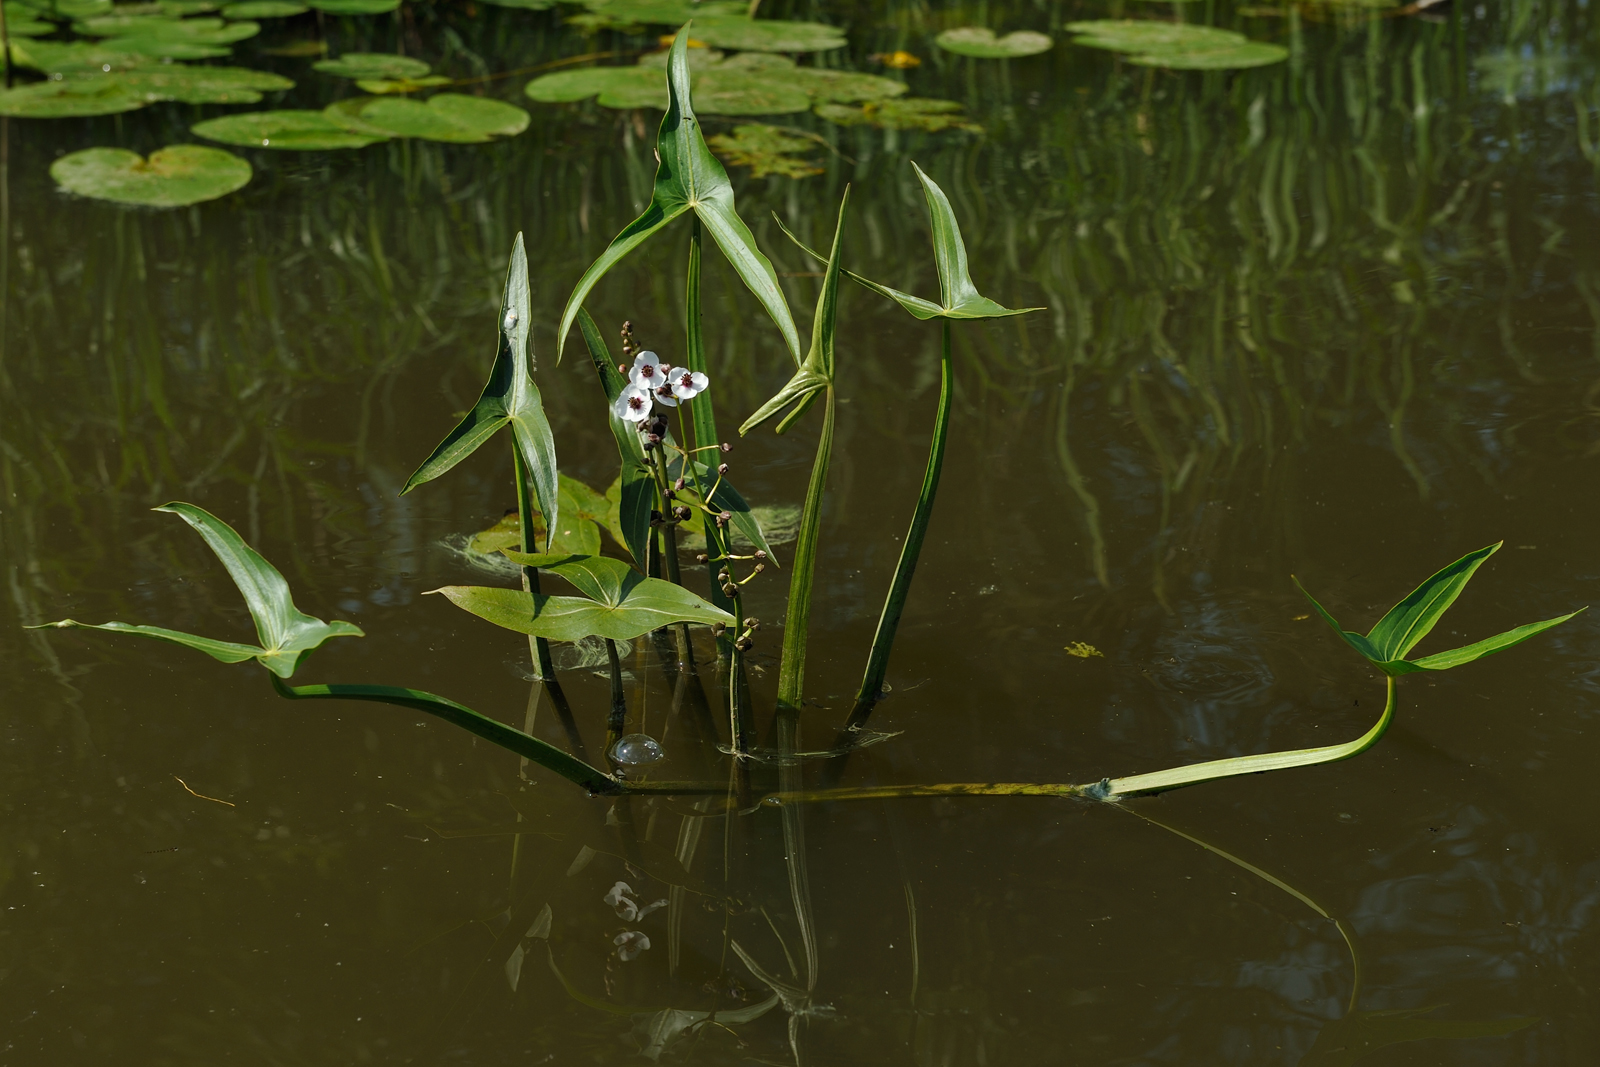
[776,387,837,712]
[605,637,627,749]
[846,320,953,726]
[513,444,556,681]
[684,217,737,635]
[270,677,618,794]
[1089,675,1398,799]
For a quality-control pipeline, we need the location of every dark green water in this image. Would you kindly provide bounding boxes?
[5,1,1600,1063]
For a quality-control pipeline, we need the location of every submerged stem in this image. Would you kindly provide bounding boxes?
[604,637,627,750]
[845,320,954,728]
[512,444,556,681]
[777,388,837,712]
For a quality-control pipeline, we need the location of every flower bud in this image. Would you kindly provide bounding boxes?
[695,553,708,563]
[673,477,686,491]
[719,511,732,523]
[618,363,629,376]
[711,623,726,637]
[742,617,759,629]
[721,583,738,597]
[735,636,754,651]
[719,442,732,453]
[753,562,766,574]
[754,550,767,560]
[674,506,691,521]
[717,463,729,475]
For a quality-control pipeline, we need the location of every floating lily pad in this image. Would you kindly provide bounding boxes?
[524,64,664,108]
[75,13,260,41]
[1129,39,1287,68]
[0,78,146,117]
[221,0,307,15]
[934,27,1053,58]
[8,38,160,73]
[327,93,529,142]
[478,0,558,7]
[121,64,292,101]
[689,16,846,53]
[307,0,398,12]
[5,16,56,36]
[156,0,218,12]
[708,123,822,178]
[314,51,430,79]
[51,144,251,207]
[193,108,387,147]
[816,96,980,133]
[356,75,453,94]
[577,0,742,25]
[14,0,111,17]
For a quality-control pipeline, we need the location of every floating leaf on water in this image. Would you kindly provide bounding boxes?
[314,51,430,79]
[524,64,665,108]
[1064,641,1104,659]
[307,0,398,12]
[708,123,822,178]
[695,72,810,115]
[1066,19,1285,69]
[577,0,743,26]
[0,77,145,117]
[689,16,847,53]
[332,92,530,142]
[1129,40,1287,69]
[815,96,981,133]
[466,476,607,558]
[220,0,307,15]
[118,64,294,102]
[934,27,1053,59]
[5,16,56,35]
[75,13,261,42]
[156,0,218,12]
[8,38,160,73]
[51,144,251,208]
[478,0,559,7]
[15,0,112,17]
[192,108,387,148]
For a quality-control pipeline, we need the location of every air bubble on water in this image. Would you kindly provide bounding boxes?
[503,309,519,331]
[610,734,664,766]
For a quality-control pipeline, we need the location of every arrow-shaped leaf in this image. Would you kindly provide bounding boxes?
[775,162,1043,322]
[402,233,559,548]
[556,26,800,365]
[30,502,362,678]
[433,552,734,642]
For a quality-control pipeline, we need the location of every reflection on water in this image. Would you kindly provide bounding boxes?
[4,0,1600,1062]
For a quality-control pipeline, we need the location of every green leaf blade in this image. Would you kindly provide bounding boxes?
[28,620,265,664]
[1293,575,1382,663]
[1409,609,1585,672]
[578,309,654,566]
[433,579,733,642]
[557,200,682,361]
[1366,543,1501,661]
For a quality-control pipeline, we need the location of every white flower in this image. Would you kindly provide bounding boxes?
[613,384,653,423]
[651,382,679,408]
[629,351,667,390]
[668,367,709,401]
[604,881,638,921]
[614,930,651,962]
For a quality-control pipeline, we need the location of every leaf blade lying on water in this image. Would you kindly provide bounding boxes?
[934,27,1053,59]
[50,145,252,206]
[193,109,388,149]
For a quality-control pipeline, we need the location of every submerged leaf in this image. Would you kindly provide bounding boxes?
[30,502,362,677]
[193,109,387,149]
[314,51,431,80]
[1303,1006,1536,1066]
[708,124,823,178]
[51,145,251,206]
[934,27,1053,59]
[814,96,981,133]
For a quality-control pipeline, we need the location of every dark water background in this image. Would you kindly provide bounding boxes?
[5,0,1600,1062]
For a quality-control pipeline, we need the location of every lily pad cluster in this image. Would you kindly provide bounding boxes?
[314,51,453,93]
[194,93,531,148]
[0,64,292,117]
[1065,20,1288,69]
[934,27,1053,59]
[567,0,845,51]
[527,50,904,116]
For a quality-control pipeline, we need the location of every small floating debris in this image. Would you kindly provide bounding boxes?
[1064,642,1104,659]
[610,733,665,766]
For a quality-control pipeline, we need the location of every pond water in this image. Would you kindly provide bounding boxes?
[6,1,1600,1063]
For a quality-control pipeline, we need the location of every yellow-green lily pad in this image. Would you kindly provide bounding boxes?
[356,74,452,94]
[314,51,430,79]
[690,16,846,53]
[192,109,387,148]
[0,78,146,117]
[327,93,529,142]
[51,144,252,207]
[221,0,308,15]
[934,27,1053,59]
[307,0,398,13]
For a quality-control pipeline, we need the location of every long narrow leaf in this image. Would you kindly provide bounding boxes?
[557,29,799,364]
[578,308,653,566]
[1293,577,1382,662]
[271,677,617,792]
[29,621,264,665]
[1365,543,1500,660]
[1408,610,1585,671]
[403,235,559,547]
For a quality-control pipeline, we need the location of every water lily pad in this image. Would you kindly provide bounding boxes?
[8,38,160,73]
[5,16,56,35]
[307,0,398,12]
[221,0,307,15]
[816,96,980,133]
[193,108,387,148]
[156,0,218,12]
[577,0,743,24]
[478,0,558,7]
[708,123,822,178]
[0,78,146,117]
[314,51,430,79]
[689,16,846,52]
[51,144,251,206]
[75,13,260,40]
[14,0,111,17]
[356,74,452,94]
[525,64,665,108]
[1065,19,1242,52]
[1129,39,1287,68]
[328,93,529,142]
[934,27,1052,58]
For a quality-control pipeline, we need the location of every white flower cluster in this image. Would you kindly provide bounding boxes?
[612,351,710,423]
